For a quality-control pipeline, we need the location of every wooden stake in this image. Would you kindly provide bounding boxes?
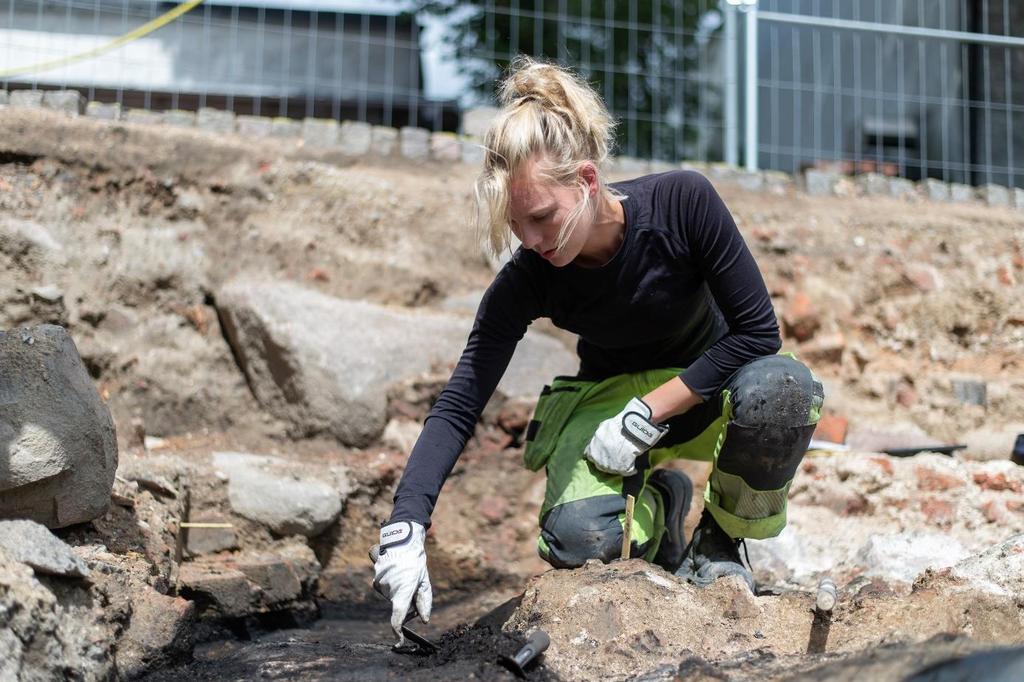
[621,494,635,560]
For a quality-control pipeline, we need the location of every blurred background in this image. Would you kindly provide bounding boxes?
[1,0,1022,187]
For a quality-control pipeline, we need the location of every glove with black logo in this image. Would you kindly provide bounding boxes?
[584,397,669,476]
[372,520,432,643]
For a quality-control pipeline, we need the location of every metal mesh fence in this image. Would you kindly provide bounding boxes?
[1,0,1021,188]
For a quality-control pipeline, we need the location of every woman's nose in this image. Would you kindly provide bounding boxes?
[519,224,543,249]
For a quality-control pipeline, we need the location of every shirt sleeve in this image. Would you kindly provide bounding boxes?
[388,258,544,527]
[674,173,782,398]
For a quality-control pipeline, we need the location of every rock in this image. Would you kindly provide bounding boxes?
[370,125,398,156]
[0,548,116,680]
[85,101,121,120]
[0,325,118,527]
[339,120,372,156]
[196,107,235,135]
[889,177,918,199]
[110,227,209,303]
[981,184,1010,207]
[381,418,422,453]
[270,117,301,137]
[922,178,950,201]
[762,170,793,195]
[857,532,970,585]
[9,90,43,108]
[430,131,461,162]
[736,170,764,192]
[949,534,1024,597]
[161,109,195,128]
[0,216,67,271]
[235,115,272,137]
[857,172,890,195]
[461,138,486,165]
[0,90,8,106]
[799,331,845,365]
[462,106,498,138]
[813,414,849,444]
[949,183,976,203]
[782,291,821,341]
[0,520,90,577]
[212,451,349,537]
[41,90,84,116]
[185,517,238,556]
[400,126,430,160]
[804,169,838,196]
[217,278,575,445]
[123,109,159,125]
[117,588,196,677]
[302,118,338,148]
[177,563,257,618]
[905,263,943,292]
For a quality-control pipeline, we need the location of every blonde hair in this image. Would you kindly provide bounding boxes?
[474,57,620,258]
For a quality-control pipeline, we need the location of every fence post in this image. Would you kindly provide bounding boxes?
[744,0,759,172]
[723,1,739,167]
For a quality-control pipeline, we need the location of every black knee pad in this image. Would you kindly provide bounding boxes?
[728,355,823,429]
[718,356,824,489]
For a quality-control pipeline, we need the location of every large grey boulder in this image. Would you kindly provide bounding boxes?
[0,325,118,527]
[217,278,576,446]
[0,519,90,577]
[212,451,349,537]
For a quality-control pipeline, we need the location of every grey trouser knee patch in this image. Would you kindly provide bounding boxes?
[539,495,651,569]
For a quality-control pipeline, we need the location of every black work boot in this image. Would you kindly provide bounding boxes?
[676,509,755,593]
[647,469,693,573]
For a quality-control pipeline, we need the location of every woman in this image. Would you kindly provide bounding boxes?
[372,57,823,642]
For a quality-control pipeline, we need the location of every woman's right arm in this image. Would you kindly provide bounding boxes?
[387,261,545,528]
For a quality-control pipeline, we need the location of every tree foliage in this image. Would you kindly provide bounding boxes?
[417,0,718,160]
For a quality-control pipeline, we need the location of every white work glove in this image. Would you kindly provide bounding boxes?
[584,397,669,476]
[372,521,432,642]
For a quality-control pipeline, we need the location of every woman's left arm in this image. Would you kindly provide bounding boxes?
[643,375,703,422]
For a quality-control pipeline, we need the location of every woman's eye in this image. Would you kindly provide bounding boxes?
[534,212,553,222]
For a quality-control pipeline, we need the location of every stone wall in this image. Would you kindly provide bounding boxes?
[2,89,1022,211]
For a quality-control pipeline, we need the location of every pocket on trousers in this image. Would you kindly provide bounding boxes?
[522,378,589,472]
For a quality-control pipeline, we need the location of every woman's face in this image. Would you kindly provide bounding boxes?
[508,157,595,267]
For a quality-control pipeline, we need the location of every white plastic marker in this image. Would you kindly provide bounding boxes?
[816,576,837,612]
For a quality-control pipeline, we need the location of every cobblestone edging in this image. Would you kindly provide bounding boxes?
[1,89,1022,211]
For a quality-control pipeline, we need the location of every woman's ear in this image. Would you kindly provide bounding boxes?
[578,162,600,198]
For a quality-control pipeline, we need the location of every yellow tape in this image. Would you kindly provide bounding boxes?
[0,0,205,78]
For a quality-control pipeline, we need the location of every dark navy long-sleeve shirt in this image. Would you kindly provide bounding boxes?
[390,171,781,527]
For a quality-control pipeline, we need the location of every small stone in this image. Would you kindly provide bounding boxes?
[888,177,917,200]
[736,171,763,192]
[782,292,821,342]
[125,109,161,126]
[236,115,272,137]
[813,415,849,444]
[922,178,950,202]
[461,139,485,165]
[805,169,839,196]
[430,131,461,162]
[981,184,1010,207]
[800,331,845,365]
[196,108,235,134]
[949,183,976,203]
[400,126,430,160]
[462,106,498,138]
[10,90,44,108]
[161,109,195,128]
[0,520,90,577]
[370,125,398,156]
[339,120,372,156]
[42,90,84,116]
[86,101,121,120]
[857,172,889,195]
[270,117,301,138]
[302,117,338,147]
